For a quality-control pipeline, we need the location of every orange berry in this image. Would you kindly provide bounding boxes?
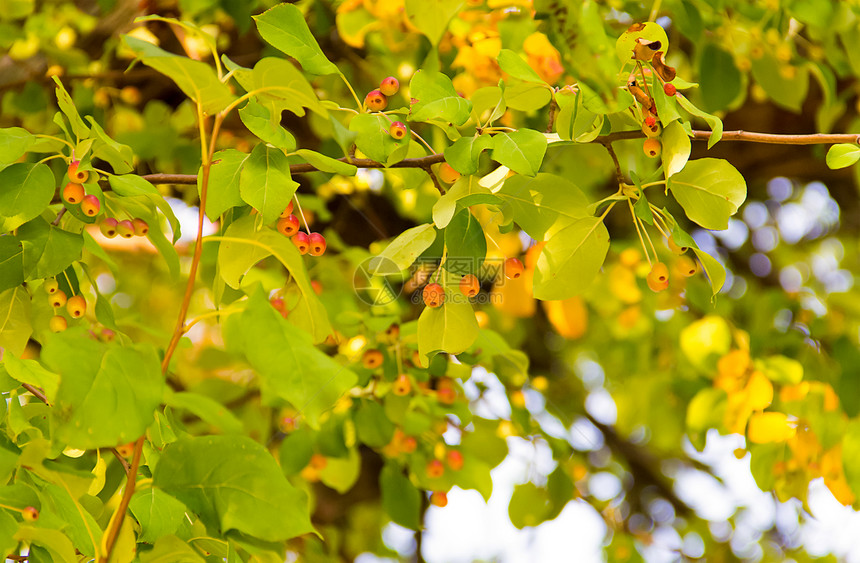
[100,218,118,238]
[392,374,412,396]
[81,194,100,217]
[504,257,524,279]
[49,290,67,308]
[22,506,39,521]
[510,389,526,408]
[437,162,460,184]
[62,182,84,204]
[664,83,677,96]
[430,491,448,507]
[380,76,399,96]
[116,220,135,239]
[362,349,384,369]
[67,160,89,183]
[293,232,310,254]
[390,121,408,140]
[277,215,300,237]
[116,443,135,457]
[365,89,388,111]
[677,255,698,277]
[427,459,445,479]
[446,450,464,471]
[459,274,480,297]
[437,387,456,405]
[308,232,326,256]
[49,315,67,333]
[67,295,87,318]
[644,116,657,127]
[646,262,669,292]
[311,280,323,295]
[643,138,661,158]
[423,283,445,308]
[309,453,327,470]
[132,218,149,236]
[401,435,417,453]
[667,237,688,255]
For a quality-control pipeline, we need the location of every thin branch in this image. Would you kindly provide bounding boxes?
[108,448,132,474]
[600,141,626,187]
[691,130,860,145]
[422,166,446,195]
[21,383,48,404]
[545,98,558,134]
[51,207,66,227]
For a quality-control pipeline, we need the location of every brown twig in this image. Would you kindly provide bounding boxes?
[545,98,558,134]
[51,207,66,227]
[422,166,446,195]
[99,435,143,561]
[600,141,626,187]
[21,383,48,404]
[108,447,132,474]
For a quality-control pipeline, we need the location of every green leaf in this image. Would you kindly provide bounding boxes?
[842,419,860,502]
[166,391,244,434]
[354,400,395,448]
[497,49,544,83]
[42,335,166,449]
[680,315,731,371]
[18,218,83,280]
[504,81,552,112]
[203,149,249,220]
[0,163,55,232]
[217,216,331,342]
[509,482,552,529]
[51,77,89,139]
[404,0,463,46]
[691,247,726,297]
[121,36,236,115]
[239,144,299,224]
[533,216,610,300]
[14,527,77,563]
[555,96,601,142]
[686,388,727,448]
[826,143,860,169]
[756,356,804,385]
[39,483,102,558]
[0,127,35,170]
[349,113,410,166]
[0,287,31,356]
[109,174,182,243]
[444,209,486,275]
[496,173,589,240]
[750,53,809,112]
[615,21,669,62]
[380,463,422,531]
[153,435,315,541]
[668,158,746,230]
[490,130,547,176]
[432,176,499,229]
[3,355,59,400]
[368,224,438,275]
[676,93,723,148]
[85,118,134,174]
[443,135,493,175]
[253,3,338,75]
[417,298,479,360]
[242,58,325,117]
[319,448,361,494]
[296,149,358,175]
[0,236,25,292]
[698,44,742,112]
[661,120,691,177]
[129,489,190,544]
[139,535,205,563]
[239,100,297,151]
[471,86,506,125]
[409,71,472,126]
[633,191,654,225]
[225,291,355,427]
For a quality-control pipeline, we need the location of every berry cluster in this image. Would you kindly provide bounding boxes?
[62,160,101,217]
[645,238,699,293]
[364,76,399,112]
[99,217,149,239]
[421,257,522,308]
[44,278,87,332]
[276,201,326,256]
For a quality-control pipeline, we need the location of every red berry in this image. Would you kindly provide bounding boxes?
[437,387,457,405]
[423,283,445,308]
[430,491,448,507]
[504,257,524,279]
[402,435,417,453]
[293,231,310,254]
[380,76,399,96]
[365,89,388,112]
[116,220,135,239]
[277,215,300,237]
[132,218,149,236]
[311,280,323,295]
[447,450,464,471]
[68,160,89,183]
[459,274,480,297]
[67,295,87,319]
[22,506,39,521]
[81,194,101,217]
[270,296,286,312]
[308,232,326,256]
[644,116,657,127]
[427,459,445,479]
[62,182,85,204]
[390,121,407,140]
[280,200,294,218]
[100,218,118,238]
[664,83,676,96]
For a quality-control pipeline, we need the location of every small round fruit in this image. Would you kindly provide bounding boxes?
[308,232,326,256]
[116,443,135,457]
[62,182,85,204]
[293,231,310,254]
[132,218,149,236]
[644,115,657,127]
[67,160,89,183]
[459,274,480,297]
[49,290,67,308]
[380,76,399,96]
[67,295,87,319]
[270,296,286,312]
[385,324,400,341]
[365,89,388,112]
[390,121,407,140]
[447,450,464,471]
[677,255,698,277]
[362,349,384,369]
[277,215,300,237]
[401,435,417,453]
[642,120,661,138]
[427,459,445,479]
[647,262,669,292]
[81,194,101,217]
[430,491,448,507]
[423,283,445,308]
[280,200,294,219]
[511,389,527,408]
[643,138,661,158]
[309,453,328,470]
[504,257,524,279]
[116,220,135,239]
[664,83,677,96]
[437,387,457,405]
[22,506,39,521]
[43,279,59,294]
[437,162,460,184]
[49,315,67,333]
[667,237,688,255]
[99,218,118,238]
[392,374,412,396]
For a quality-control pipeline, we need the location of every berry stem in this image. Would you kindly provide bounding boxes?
[339,74,363,111]
[293,195,311,233]
[628,199,652,267]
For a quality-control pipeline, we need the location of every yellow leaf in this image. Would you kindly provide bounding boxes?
[744,371,773,411]
[747,412,796,444]
[680,316,731,370]
[542,296,587,339]
[608,264,642,304]
[492,271,535,318]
